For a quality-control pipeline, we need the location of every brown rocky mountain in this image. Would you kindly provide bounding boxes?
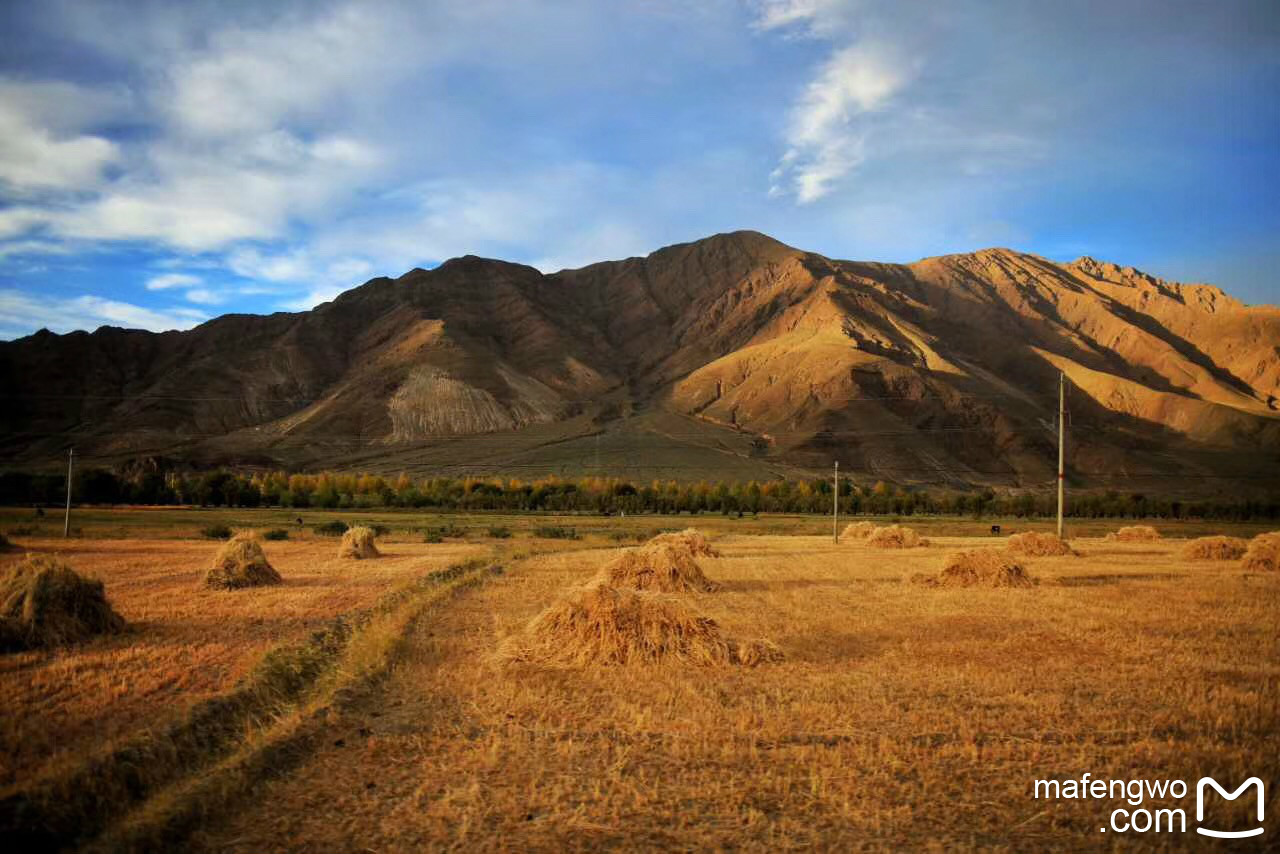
[2,231,1278,492]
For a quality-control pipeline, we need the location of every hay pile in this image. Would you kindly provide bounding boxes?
[1181,536,1248,561]
[866,524,930,549]
[841,521,876,540]
[501,583,782,667]
[338,525,380,560]
[920,549,1035,588]
[594,543,719,592]
[1105,525,1161,542]
[1241,532,1280,572]
[500,583,731,666]
[0,555,125,651]
[205,531,282,590]
[647,528,721,557]
[1006,531,1075,557]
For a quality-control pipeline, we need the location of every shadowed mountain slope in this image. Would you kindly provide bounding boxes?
[2,231,1277,492]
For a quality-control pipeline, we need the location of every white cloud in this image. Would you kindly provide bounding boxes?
[0,79,124,193]
[183,287,224,305]
[0,288,207,338]
[163,5,407,138]
[752,0,854,36]
[145,272,202,290]
[0,239,75,258]
[773,41,914,202]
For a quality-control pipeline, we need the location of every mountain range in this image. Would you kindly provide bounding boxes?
[3,231,1278,493]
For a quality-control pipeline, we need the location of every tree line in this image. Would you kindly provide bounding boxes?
[1,467,1276,521]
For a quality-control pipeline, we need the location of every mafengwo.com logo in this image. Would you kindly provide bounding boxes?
[1033,773,1265,838]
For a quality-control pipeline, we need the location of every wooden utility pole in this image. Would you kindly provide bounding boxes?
[832,460,839,543]
[1057,373,1065,539]
[64,447,74,538]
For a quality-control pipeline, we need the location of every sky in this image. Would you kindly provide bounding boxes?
[0,0,1277,339]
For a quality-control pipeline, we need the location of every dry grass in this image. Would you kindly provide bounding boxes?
[338,526,380,560]
[1241,531,1280,572]
[1005,531,1074,556]
[191,534,1278,853]
[499,582,735,667]
[647,528,721,557]
[592,542,719,593]
[918,549,1036,588]
[1105,524,1161,542]
[866,524,930,548]
[0,555,125,652]
[1180,535,1248,561]
[206,531,282,590]
[841,520,876,540]
[0,537,487,791]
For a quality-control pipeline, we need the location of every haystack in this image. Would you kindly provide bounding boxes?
[1181,536,1248,561]
[0,555,125,651]
[647,528,721,558]
[594,543,718,593]
[338,525,380,560]
[866,524,930,549]
[1006,531,1075,557]
[500,583,779,667]
[1241,532,1280,572]
[1105,525,1161,542]
[841,521,876,540]
[919,549,1035,588]
[205,531,282,590]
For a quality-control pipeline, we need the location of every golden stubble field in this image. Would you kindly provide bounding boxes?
[174,533,1279,853]
[0,535,488,791]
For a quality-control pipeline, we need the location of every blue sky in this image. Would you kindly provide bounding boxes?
[0,0,1276,339]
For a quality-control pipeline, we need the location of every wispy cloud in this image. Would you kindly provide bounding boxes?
[144,272,202,291]
[0,289,207,338]
[773,41,915,202]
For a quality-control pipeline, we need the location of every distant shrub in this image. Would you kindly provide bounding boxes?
[534,525,580,540]
[262,528,290,541]
[8,524,38,536]
[201,524,233,540]
[371,524,391,537]
[487,526,512,539]
[425,523,467,541]
[313,520,349,536]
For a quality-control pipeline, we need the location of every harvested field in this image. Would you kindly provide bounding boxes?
[1105,525,1161,542]
[338,525,380,559]
[866,524,929,548]
[841,520,876,540]
[0,537,487,790]
[1181,535,1248,561]
[1241,531,1280,572]
[647,528,721,557]
[592,542,719,592]
[188,533,1278,853]
[205,531,281,589]
[1005,531,1074,556]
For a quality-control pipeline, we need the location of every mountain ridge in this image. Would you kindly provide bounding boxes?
[3,231,1277,493]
